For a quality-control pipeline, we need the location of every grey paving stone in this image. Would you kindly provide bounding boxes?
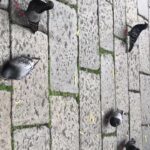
[142,126,150,150]
[101,54,116,134]
[0,91,11,150]
[49,1,78,93]
[128,26,140,91]
[99,0,113,51]
[114,0,126,38]
[79,71,101,150]
[138,17,150,74]
[11,0,48,33]
[0,9,10,86]
[103,136,117,150]
[114,38,129,144]
[0,0,9,9]
[78,0,100,69]
[138,0,148,19]
[140,74,150,124]
[115,38,128,112]
[11,24,49,126]
[14,126,50,150]
[78,0,99,69]
[51,96,79,150]
[129,92,142,149]
[126,0,138,26]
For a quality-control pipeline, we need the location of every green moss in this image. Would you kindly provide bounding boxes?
[102,131,117,138]
[100,47,114,56]
[49,90,80,103]
[0,84,13,92]
[80,67,100,75]
[100,47,115,62]
[75,94,80,104]
[49,90,77,97]
[12,123,49,131]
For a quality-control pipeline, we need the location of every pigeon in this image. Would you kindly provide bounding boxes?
[128,23,148,52]
[0,56,40,80]
[26,0,54,33]
[125,138,140,150]
[109,109,123,127]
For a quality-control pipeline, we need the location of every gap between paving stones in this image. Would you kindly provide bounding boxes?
[102,131,117,138]
[114,35,127,44]
[79,67,100,75]
[49,90,79,103]
[100,47,114,57]
[12,123,50,131]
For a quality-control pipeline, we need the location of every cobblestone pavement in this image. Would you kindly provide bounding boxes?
[0,0,150,150]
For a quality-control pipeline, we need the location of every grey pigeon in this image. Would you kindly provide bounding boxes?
[109,109,123,127]
[0,56,40,80]
[125,138,140,150]
[128,23,148,52]
[26,0,54,33]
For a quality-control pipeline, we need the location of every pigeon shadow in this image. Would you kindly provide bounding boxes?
[117,139,126,150]
[103,108,114,126]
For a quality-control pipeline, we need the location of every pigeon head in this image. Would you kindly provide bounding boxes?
[125,138,140,150]
[109,110,123,127]
[47,1,54,9]
[1,62,19,79]
[110,116,121,127]
[143,22,148,29]
[0,56,40,80]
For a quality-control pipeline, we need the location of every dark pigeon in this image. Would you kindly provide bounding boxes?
[125,138,140,150]
[128,23,148,52]
[26,0,54,33]
[109,109,123,127]
[0,56,40,80]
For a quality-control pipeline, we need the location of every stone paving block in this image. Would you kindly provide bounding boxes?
[0,9,10,86]
[114,38,129,144]
[142,126,150,150]
[114,0,126,38]
[78,0,100,69]
[79,71,101,150]
[0,0,9,9]
[138,17,150,74]
[140,74,150,124]
[49,1,78,93]
[126,0,138,26]
[11,24,49,126]
[14,126,50,150]
[99,0,113,51]
[129,92,142,149]
[11,0,48,33]
[51,96,79,150]
[138,0,148,19]
[115,38,128,111]
[128,27,140,91]
[101,54,116,134]
[0,91,11,150]
[103,136,117,150]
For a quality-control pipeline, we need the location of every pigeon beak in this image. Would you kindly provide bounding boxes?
[31,57,41,67]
